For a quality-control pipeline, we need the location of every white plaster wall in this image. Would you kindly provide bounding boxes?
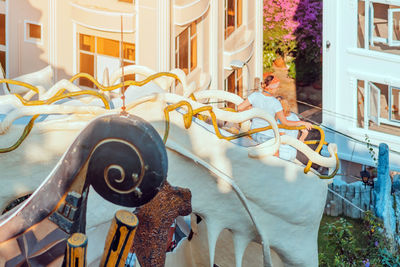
[8,0,49,78]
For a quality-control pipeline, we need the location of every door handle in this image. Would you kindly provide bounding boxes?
[326,40,331,49]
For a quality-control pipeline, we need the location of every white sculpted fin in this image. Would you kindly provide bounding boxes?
[204,218,224,267]
[232,232,252,267]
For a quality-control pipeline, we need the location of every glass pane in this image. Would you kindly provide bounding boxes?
[190,35,197,71]
[237,0,242,28]
[225,0,235,39]
[190,22,196,36]
[79,53,95,88]
[358,1,400,55]
[370,3,389,46]
[357,80,365,128]
[225,72,235,108]
[227,0,235,28]
[369,82,381,124]
[236,69,243,98]
[97,37,119,57]
[391,10,400,43]
[79,34,95,52]
[0,50,5,74]
[378,83,389,120]
[123,42,135,61]
[0,14,5,46]
[391,87,400,121]
[29,23,41,39]
[357,1,365,48]
[178,28,189,74]
[370,82,388,121]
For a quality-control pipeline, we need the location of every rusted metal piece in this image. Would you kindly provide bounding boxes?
[133,181,192,267]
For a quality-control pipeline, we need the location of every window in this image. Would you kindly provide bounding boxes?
[225,0,242,39]
[97,37,120,58]
[391,87,400,122]
[0,14,5,74]
[0,51,5,75]
[357,79,400,136]
[25,22,42,43]
[78,33,135,88]
[175,22,197,75]
[357,1,400,55]
[0,14,5,46]
[224,69,243,108]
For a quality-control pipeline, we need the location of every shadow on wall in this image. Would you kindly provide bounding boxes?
[6,0,68,85]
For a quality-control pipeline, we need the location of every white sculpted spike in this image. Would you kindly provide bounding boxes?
[232,232,252,267]
[204,218,225,267]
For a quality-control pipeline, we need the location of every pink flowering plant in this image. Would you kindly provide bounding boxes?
[263,0,299,70]
[293,0,323,83]
[293,0,322,63]
[263,0,323,82]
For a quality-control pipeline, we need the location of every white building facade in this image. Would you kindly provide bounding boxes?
[323,0,400,174]
[0,0,263,100]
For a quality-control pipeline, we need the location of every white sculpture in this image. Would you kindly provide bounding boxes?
[0,65,338,266]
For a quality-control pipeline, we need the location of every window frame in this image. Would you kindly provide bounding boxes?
[77,33,135,88]
[361,0,400,48]
[175,21,197,75]
[224,0,242,40]
[388,8,400,46]
[389,86,400,122]
[224,69,243,108]
[357,79,400,130]
[24,20,43,45]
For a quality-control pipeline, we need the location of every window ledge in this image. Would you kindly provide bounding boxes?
[70,2,135,33]
[173,0,210,26]
[223,26,254,69]
[347,47,400,64]
[346,126,400,150]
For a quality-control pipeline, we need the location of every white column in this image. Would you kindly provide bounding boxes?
[157,0,170,72]
[254,0,263,80]
[48,0,57,81]
[209,0,219,90]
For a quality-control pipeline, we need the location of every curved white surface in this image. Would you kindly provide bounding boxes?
[224,28,254,70]
[0,66,337,266]
[70,2,135,33]
[173,0,210,26]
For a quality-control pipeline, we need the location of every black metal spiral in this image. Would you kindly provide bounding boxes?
[86,114,168,207]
